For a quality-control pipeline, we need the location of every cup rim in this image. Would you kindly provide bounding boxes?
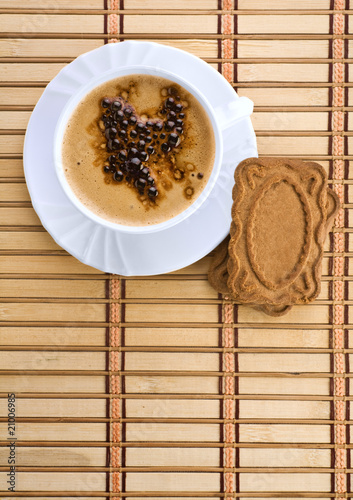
[53,64,223,234]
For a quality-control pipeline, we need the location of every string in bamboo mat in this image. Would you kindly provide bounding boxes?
[0,0,352,499]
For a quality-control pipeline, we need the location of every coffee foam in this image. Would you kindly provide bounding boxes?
[62,74,215,226]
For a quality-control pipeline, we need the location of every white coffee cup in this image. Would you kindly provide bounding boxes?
[54,65,223,234]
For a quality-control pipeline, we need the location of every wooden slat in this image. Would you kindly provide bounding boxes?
[0,231,63,251]
[237,0,330,8]
[0,471,107,491]
[0,256,104,274]
[0,38,102,57]
[238,64,329,82]
[238,15,330,34]
[0,398,106,417]
[0,279,105,298]
[237,88,329,106]
[125,0,218,8]
[0,303,106,322]
[0,375,106,393]
[0,445,106,467]
[238,40,330,58]
[0,14,103,33]
[0,0,104,7]
[0,327,107,346]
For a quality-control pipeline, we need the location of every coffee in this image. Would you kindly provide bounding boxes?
[62,74,216,226]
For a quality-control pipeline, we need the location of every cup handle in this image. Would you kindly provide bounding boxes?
[214,96,254,131]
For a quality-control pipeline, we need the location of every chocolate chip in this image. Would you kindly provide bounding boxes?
[118,151,127,162]
[145,136,152,143]
[105,127,117,140]
[110,165,116,173]
[197,172,204,179]
[101,98,110,108]
[128,141,136,149]
[160,108,167,115]
[147,146,155,155]
[161,142,170,153]
[168,111,176,120]
[147,176,155,185]
[112,100,122,111]
[129,116,137,125]
[108,155,117,164]
[146,121,153,127]
[103,165,110,173]
[130,129,138,138]
[176,127,183,135]
[139,134,145,140]
[175,104,183,113]
[153,122,163,132]
[165,121,174,132]
[175,119,183,127]
[148,186,158,197]
[139,151,149,162]
[168,133,178,146]
[129,147,139,158]
[124,107,132,117]
[140,167,149,178]
[136,122,145,132]
[121,120,129,129]
[179,113,185,119]
[111,138,121,150]
[160,133,166,140]
[165,97,175,108]
[114,170,124,181]
[118,130,127,139]
[129,157,141,169]
[137,140,146,151]
[135,178,147,190]
[115,110,124,121]
[153,133,158,139]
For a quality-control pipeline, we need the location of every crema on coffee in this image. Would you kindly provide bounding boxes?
[62,74,216,226]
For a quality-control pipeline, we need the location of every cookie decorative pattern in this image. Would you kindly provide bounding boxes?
[246,175,312,291]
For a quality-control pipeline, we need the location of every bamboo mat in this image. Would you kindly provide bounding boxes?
[0,0,352,498]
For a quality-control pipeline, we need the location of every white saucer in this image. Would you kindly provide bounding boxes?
[24,41,257,276]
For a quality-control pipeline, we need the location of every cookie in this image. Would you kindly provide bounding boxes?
[208,236,230,296]
[208,158,340,316]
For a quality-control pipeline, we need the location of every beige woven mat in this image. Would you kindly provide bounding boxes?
[0,0,351,498]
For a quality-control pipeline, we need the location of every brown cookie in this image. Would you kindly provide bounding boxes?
[208,158,340,316]
[228,158,334,306]
[208,236,230,296]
